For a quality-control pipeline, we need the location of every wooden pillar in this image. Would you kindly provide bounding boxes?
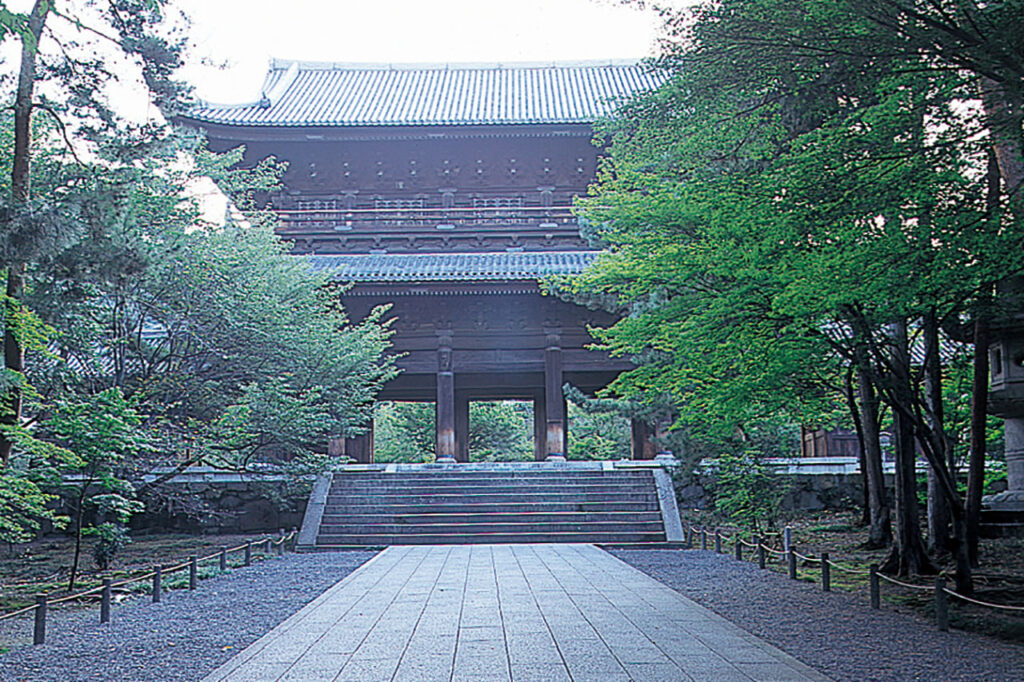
[327,437,345,459]
[455,391,470,463]
[544,334,565,460]
[631,419,656,460]
[345,421,374,463]
[533,390,546,461]
[436,342,456,463]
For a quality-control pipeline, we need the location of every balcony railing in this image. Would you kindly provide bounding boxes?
[273,205,578,232]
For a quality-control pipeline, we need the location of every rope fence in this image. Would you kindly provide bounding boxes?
[684,524,1024,632]
[0,527,299,645]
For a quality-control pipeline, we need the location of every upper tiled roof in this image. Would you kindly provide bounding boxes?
[189,60,662,127]
[309,251,600,282]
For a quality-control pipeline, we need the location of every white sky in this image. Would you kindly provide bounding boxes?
[2,1,676,109]
[176,0,671,104]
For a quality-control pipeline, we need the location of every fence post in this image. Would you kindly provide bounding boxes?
[869,564,880,609]
[152,566,162,603]
[821,552,831,592]
[265,538,272,555]
[757,537,766,570]
[734,537,742,561]
[245,541,252,567]
[686,526,693,549]
[935,577,949,632]
[783,526,792,564]
[291,527,298,551]
[788,550,797,580]
[701,529,707,551]
[189,556,198,590]
[276,537,284,557]
[100,579,112,623]
[219,546,228,572]
[33,594,46,645]
[714,530,722,554]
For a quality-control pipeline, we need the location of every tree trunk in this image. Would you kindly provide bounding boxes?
[966,317,990,566]
[846,366,871,526]
[979,77,1024,215]
[923,310,952,556]
[68,486,88,592]
[880,319,935,576]
[0,0,51,465]
[856,365,890,548]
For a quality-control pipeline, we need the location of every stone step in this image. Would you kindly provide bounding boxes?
[327,466,647,477]
[329,483,652,494]
[314,531,668,545]
[325,492,657,505]
[318,521,663,535]
[319,511,664,524]
[320,501,659,514]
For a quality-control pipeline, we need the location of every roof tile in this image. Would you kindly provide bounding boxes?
[190,60,661,127]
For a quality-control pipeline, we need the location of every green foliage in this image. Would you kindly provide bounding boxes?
[567,402,630,460]
[708,452,785,533]
[375,401,536,462]
[84,523,131,570]
[469,402,533,461]
[561,0,1023,467]
[375,402,435,463]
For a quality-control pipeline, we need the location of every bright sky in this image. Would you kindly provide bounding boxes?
[176,0,670,104]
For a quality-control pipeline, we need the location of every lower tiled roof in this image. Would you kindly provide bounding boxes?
[308,251,600,282]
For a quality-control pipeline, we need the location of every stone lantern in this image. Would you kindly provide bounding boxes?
[985,323,1024,511]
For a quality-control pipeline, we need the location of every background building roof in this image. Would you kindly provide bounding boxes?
[309,251,600,282]
[189,60,661,127]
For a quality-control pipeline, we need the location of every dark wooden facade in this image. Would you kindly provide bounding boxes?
[186,62,659,462]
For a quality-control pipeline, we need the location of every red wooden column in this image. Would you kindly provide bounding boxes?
[455,391,470,463]
[345,422,375,463]
[544,333,566,460]
[533,390,546,461]
[436,341,457,463]
[631,420,656,460]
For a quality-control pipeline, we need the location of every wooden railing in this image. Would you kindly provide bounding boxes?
[686,525,1024,632]
[0,528,298,646]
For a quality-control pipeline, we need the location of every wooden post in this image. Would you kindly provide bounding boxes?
[100,579,112,623]
[821,552,831,592]
[714,531,722,554]
[544,335,565,460]
[455,392,470,463]
[701,529,707,551]
[152,566,162,603]
[33,594,46,646]
[783,526,792,564]
[291,527,299,551]
[734,538,742,561]
[757,537,766,569]
[869,564,880,609]
[686,526,693,549]
[219,547,227,571]
[189,556,198,590]
[935,577,949,632]
[244,541,252,566]
[788,551,797,580]
[265,538,272,555]
[436,343,456,462]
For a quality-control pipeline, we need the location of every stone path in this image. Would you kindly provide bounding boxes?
[202,544,828,682]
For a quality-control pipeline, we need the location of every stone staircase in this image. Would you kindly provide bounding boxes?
[297,463,682,549]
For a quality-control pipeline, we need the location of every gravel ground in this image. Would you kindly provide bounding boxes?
[0,551,375,682]
[613,548,1024,682]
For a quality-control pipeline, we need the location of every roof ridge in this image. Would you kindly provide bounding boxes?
[267,58,647,72]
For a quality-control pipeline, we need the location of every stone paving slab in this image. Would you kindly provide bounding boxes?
[202,545,829,682]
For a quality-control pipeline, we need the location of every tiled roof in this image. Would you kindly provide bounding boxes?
[308,251,600,282]
[189,60,662,127]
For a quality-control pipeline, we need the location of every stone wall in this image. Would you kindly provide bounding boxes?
[130,469,312,534]
[674,471,888,512]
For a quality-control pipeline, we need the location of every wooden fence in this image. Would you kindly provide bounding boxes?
[0,528,298,645]
[686,525,1024,632]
